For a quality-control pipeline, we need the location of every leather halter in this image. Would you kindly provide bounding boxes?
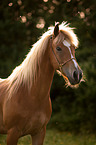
[50,36,75,72]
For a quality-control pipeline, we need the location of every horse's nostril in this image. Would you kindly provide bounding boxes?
[73,70,82,83]
[73,71,78,81]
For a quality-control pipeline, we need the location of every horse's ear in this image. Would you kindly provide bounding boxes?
[54,22,59,37]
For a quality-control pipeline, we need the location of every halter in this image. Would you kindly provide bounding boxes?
[50,36,75,72]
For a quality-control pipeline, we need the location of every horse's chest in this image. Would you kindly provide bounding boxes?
[24,112,48,135]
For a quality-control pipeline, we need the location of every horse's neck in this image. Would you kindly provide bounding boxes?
[31,47,55,99]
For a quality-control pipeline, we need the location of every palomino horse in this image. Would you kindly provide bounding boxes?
[0,22,83,145]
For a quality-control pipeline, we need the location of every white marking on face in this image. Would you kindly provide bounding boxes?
[63,40,71,47]
[72,59,78,68]
[63,40,78,68]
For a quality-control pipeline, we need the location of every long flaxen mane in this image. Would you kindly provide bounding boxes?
[4,22,78,98]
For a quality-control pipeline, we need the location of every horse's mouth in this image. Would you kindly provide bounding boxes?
[68,77,81,85]
[65,71,84,88]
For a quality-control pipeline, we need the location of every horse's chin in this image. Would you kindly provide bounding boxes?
[65,79,80,88]
[62,75,79,88]
[64,76,85,88]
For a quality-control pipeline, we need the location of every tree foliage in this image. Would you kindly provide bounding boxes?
[0,0,96,133]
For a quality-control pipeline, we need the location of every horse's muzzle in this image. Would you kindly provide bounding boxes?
[70,69,83,85]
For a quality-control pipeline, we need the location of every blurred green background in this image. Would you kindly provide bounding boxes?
[0,0,96,135]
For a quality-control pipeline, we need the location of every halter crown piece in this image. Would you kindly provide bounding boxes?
[50,36,75,72]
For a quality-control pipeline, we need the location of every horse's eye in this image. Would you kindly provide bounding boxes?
[56,46,62,51]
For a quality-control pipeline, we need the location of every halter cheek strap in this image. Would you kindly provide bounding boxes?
[50,37,75,72]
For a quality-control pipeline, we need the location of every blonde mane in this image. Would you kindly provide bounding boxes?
[6,22,78,98]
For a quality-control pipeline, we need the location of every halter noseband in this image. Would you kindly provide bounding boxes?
[50,36,75,72]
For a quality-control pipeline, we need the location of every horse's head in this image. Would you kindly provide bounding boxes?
[50,23,83,86]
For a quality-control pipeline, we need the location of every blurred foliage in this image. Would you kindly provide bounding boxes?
[0,0,96,133]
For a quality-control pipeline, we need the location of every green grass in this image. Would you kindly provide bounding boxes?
[0,129,96,145]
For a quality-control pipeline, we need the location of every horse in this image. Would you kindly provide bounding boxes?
[0,22,83,145]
